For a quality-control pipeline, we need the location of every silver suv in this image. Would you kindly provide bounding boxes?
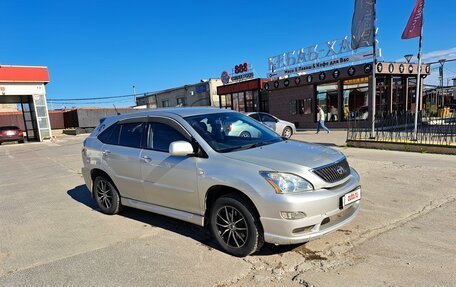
[82,108,361,257]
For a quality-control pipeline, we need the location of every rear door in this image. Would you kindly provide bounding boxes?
[139,119,200,214]
[99,121,145,200]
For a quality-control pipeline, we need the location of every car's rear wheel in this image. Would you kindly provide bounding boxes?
[282,127,293,138]
[93,176,122,215]
[210,194,263,257]
[240,131,251,138]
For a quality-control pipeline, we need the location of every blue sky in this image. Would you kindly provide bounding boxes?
[1,0,455,108]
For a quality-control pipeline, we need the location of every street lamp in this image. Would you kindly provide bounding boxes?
[404,54,413,63]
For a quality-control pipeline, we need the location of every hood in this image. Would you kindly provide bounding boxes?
[222,140,344,172]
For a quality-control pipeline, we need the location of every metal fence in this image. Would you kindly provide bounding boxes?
[347,111,456,146]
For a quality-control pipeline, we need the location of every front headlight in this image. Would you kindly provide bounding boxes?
[259,171,314,194]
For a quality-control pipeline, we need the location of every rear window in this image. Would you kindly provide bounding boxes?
[97,122,145,148]
[118,123,145,148]
[0,126,19,131]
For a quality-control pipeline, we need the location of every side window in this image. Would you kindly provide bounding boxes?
[147,122,187,152]
[118,122,145,148]
[260,113,276,123]
[248,113,260,121]
[98,123,121,145]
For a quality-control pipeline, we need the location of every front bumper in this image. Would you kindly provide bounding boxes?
[259,168,361,245]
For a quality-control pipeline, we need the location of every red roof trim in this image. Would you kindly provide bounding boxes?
[0,66,50,83]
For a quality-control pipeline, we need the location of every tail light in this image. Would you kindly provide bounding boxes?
[18,130,24,136]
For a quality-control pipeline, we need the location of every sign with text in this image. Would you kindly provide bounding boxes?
[267,49,379,78]
[267,35,378,78]
[222,62,255,84]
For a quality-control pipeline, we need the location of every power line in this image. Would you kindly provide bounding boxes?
[47,93,140,102]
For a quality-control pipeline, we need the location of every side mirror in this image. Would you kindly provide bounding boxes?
[169,141,194,156]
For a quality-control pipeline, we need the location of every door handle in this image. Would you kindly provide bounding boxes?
[141,155,152,163]
[102,150,111,157]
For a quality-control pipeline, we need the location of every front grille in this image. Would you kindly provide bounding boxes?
[312,158,350,183]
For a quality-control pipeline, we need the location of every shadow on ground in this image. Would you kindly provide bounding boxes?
[67,184,306,256]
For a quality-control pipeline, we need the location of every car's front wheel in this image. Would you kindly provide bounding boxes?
[282,126,293,138]
[93,176,122,215]
[210,194,263,257]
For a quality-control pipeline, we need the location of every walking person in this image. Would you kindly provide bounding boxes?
[316,105,330,134]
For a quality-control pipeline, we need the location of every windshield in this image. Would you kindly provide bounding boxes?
[185,112,283,153]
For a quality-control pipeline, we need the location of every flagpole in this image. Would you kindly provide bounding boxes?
[413,24,424,141]
[371,0,377,139]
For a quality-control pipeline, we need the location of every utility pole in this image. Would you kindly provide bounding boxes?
[438,59,445,107]
[370,0,377,139]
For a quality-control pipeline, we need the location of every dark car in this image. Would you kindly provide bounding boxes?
[0,126,25,144]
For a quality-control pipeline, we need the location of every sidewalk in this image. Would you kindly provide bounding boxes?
[292,130,347,147]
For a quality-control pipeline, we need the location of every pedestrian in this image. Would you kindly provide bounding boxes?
[316,105,330,134]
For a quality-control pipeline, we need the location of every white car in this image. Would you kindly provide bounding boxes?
[226,120,262,138]
[246,112,296,138]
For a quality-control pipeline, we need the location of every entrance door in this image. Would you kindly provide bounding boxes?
[139,121,200,214]
[20,101,39,141]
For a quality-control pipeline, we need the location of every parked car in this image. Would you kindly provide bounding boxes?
[246,112,296,138]
[82,108,361,257]
[0,126,24,145]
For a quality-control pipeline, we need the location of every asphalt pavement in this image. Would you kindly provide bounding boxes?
[0,132,455,286]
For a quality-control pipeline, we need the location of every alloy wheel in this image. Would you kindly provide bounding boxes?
[215,206,249,248]
[96,179,113,209]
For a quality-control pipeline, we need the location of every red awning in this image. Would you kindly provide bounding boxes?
[0,66,50,83]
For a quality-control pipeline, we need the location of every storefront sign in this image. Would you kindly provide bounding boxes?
[267,49,377,78]
[231,72,254,82]
[221,62,255,84]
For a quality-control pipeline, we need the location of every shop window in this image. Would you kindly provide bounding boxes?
[259,91,269,113]
[162,100,169,108]
[304,98,312,114]
[407,77,417,112]
[220,94,232,109]
[253,90,259,111]
[342,77,369,121]
[317,82,339,122]
[376,76,389,114]
[289,100,297,115]
[245,91,254,112]
[298,100,304,114]
[392,77,405,112]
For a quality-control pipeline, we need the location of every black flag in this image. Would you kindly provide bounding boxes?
[351,0,375,50]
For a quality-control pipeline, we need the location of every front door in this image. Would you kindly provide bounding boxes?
[259,113,277,132]
[139,120,200,214]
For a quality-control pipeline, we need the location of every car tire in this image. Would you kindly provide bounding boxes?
[19,140,25,144]
[239,131,251,138]
[282,127,293,139]
[210,194,264,257]
[93,176,123,215]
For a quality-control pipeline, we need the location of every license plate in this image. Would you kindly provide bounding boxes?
[342,187,361,208]
[5,131,15,136]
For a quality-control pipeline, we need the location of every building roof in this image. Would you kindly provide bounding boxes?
[136,78,219,101]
